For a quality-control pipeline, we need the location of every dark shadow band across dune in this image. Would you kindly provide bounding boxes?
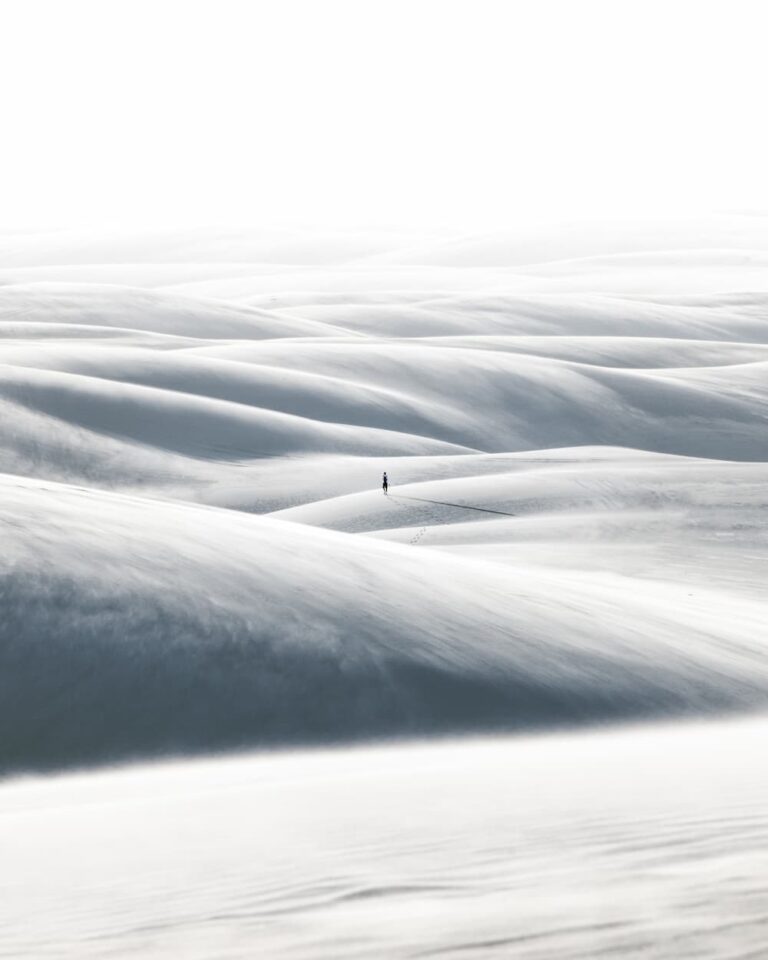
[2,475,767,776]
[390,494,517,518]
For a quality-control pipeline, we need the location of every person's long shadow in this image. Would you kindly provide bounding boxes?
[389,494,516,518]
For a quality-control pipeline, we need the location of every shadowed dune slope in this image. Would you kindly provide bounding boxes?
[2,473,768,773]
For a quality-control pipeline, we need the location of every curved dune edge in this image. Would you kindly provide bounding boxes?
[2,473,767,774]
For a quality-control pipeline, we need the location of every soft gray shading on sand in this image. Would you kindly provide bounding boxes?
[3,717,768,959]
[1,470,767,774]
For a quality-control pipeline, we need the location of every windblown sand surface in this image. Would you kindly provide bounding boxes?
[2,218,767,958]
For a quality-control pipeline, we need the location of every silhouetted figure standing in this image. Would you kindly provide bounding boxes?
[382,472,388,495]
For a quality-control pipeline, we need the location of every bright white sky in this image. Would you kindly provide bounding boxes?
[0,0,765,230]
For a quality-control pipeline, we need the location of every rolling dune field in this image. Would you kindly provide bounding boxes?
[2,219,768,958]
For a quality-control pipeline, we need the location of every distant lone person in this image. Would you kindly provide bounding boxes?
[382,472,389,495]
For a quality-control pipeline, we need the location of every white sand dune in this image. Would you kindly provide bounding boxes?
[2,222,768,958]
[5,337,768,498]
[2,470,768,775]
[0,283,352,339]
[184,341,768,459]
[3,717,768,960]
[0,363,469,487]
[408,335,768,368]
[265,290,768,340]
[270,451,768,530]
